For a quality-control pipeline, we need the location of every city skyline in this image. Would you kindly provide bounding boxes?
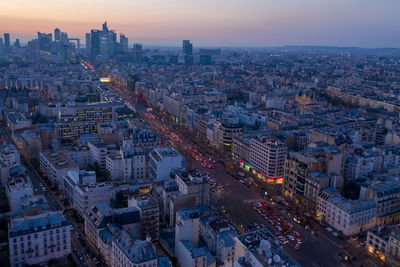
[1,0,400,48]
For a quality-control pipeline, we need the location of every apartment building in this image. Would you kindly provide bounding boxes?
[128,194,160,241]
[8,211,71,267]
[317,188,376,236]
[250,138,287,183]
[39,150,79,190]
[149,147,185,182]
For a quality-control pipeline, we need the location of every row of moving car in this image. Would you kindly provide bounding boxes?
[189,146,216,170]
[159,125,183,144]
[202,172,227,192]
[252,201,303,250]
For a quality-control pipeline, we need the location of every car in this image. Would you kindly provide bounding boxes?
[351,235,358,240]
[326,227,333,232]
[294,243,301,250]
[332,232,339,237]
[359,241,365,246]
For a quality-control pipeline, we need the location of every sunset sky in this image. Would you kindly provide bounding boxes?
[1,0,399,47]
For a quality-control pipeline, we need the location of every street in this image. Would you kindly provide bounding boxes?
[106,82,353,267]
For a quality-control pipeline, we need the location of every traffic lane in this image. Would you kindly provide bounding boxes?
[247,205,342,267]
[189,156,261,202]
[26,167,92,265]
[66,213,98,267]
[26,164,64,209]
[27,164,97,266]
[116,88,345,267]
[124,91,340,266]
[70,234,85,267]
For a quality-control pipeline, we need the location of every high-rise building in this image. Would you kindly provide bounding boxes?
[61,32,68,45]
[4,33,10,52]
[102,21,109,33]
[249,138,287,183]
[183,40,193,65]
[85,33,91,55]
[13,39,20,48]
[90,29,101,59]
[120,34,128,53]
[98,21,116,59]
[182,40,193,55]
[134,43,142,62]
[54,28,61,42]
[0,38,4,52]
[37,32,52,52]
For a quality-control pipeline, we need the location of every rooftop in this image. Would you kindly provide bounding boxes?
[40,150,78,169]
[237,229,298,267]
[9,211,70,238]
[328,194,376,214]
[154,147,181,159]
[112,225,157,263]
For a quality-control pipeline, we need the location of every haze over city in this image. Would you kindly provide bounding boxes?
[1,0,400,47]
[1,1,400,267]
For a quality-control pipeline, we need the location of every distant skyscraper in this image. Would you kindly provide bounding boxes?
[182,40,193,65]
[37,32,52,52]
[4,33,10,52]
[182,40,193,56]
[54,28,61,42]
[120,34,128,53]
[14,39,20,48]
[102,21,109,33]
[90,29,101,59]
[61,32,69,45]
[85,33,91,55]
[0,38,4,52]
[134,43,142,62]
[100,31,116,59]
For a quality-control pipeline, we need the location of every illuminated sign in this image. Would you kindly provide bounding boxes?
[100,77,111,83]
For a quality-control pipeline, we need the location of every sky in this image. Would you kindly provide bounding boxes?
[0,0,399,48]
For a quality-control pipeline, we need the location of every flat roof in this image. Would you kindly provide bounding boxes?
[41,150,78,169]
